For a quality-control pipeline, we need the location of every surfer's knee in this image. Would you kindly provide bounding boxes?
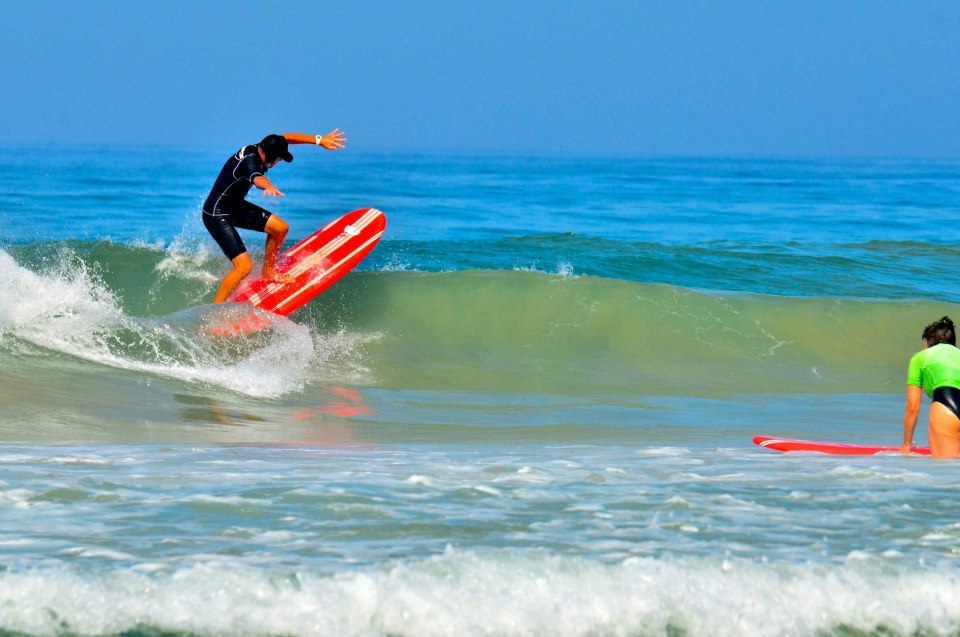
[265,215,289,238]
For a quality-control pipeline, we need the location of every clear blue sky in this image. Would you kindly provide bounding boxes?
[1,0,958,157]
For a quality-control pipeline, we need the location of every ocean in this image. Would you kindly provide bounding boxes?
[0,147,959,636]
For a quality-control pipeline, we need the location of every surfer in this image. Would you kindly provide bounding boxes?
[202,130,347,303]
[902,316,960,458]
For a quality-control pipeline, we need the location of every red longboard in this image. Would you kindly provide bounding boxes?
[753,435,931,456]
[231,207,385,315]
[206,208,385,336]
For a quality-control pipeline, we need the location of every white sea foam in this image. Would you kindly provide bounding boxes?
[0,249,327,397]
[148,220,222,283]
[0,550,957,636]
[379,253,411,271]
[0,249,121,337]
[60,546,137,561]
[557,261,575,277]
[0,488,35,509]
[154,241,219,284]
[513,261,579,278]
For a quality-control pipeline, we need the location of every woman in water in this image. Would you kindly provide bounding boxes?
[902,316,960,457]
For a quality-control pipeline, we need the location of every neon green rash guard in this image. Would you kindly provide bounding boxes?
[907,343,960,397]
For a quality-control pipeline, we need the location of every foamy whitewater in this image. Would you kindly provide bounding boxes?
[0,149,959,636]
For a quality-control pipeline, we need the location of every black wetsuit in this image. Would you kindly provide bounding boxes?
[202,144,273,260]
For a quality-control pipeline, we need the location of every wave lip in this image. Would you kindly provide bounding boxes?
[0,249,317,397]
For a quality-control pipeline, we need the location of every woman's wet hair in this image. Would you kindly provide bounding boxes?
[923,316,956,346]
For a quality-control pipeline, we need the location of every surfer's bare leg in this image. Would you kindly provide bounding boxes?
[262,214,293,282]
[928,402,960,458]
[212,252,253,303]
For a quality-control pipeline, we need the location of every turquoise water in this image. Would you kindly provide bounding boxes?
[1,149,959,636]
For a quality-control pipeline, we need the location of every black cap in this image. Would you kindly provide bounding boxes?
[259,134,293,163]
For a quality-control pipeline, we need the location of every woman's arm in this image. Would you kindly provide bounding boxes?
[901,384,923,453]
[283,129,347,150]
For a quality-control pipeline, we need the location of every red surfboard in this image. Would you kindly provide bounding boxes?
[207,208,385,336]
[753,435,931,456]
[230,207,385,315]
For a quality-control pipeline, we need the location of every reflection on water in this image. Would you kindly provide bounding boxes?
[172,385,374,447]
[173,393,266,426]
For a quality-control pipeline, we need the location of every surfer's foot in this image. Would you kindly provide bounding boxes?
[263,270,295,284]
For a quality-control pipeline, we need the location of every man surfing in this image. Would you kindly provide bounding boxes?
[202,130,346,303]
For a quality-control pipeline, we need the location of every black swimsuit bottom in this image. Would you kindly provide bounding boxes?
[933,386,960,419]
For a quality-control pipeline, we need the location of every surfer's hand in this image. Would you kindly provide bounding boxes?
[264,185,285,197]
[318,128,346,150]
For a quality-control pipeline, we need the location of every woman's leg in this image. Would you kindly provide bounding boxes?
[928,401,960,458]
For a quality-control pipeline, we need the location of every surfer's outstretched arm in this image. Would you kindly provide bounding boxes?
[283,130,346,150]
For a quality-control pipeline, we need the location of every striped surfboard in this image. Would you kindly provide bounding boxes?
[753,435,931,456]
[230,207,386,317]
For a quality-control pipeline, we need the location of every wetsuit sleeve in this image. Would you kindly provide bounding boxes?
[907,351,924,387]
[235,154,263,183]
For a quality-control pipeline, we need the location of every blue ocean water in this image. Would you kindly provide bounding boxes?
[0,147,959,636]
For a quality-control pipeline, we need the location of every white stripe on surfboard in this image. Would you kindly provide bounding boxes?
[278,226,384,301]
[245,209,382,306]
[273,231,384,312]
[284,208,381,260]
[268,209,380,282]
[283,208,377,259]
[247,210,380,305]
[285,209,381,277]
[244,211,381,307]
[757,439,783,447]
[277,209,379,267]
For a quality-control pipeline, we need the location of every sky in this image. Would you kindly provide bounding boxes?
[0,0,958,157]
